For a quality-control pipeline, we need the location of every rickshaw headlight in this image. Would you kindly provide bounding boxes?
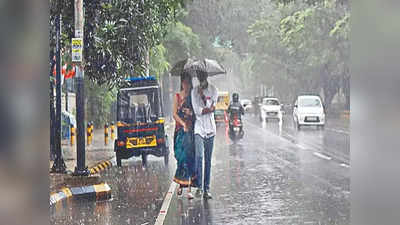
[117,141,125,147]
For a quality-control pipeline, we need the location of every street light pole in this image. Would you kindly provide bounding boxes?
[51,14,66,173]
[73,0,89,176]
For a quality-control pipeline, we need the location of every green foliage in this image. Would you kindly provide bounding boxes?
[149,44,170,80]
[248,0,349,108]
[50,0,185,87]
[183,0,267,56]
[163,21,201,64]
[85,78,118,127]
[148,16,202,78]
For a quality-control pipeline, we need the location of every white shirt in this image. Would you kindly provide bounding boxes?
[191,84,218,138]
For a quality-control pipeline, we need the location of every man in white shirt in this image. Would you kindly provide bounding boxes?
[191,71,218,200]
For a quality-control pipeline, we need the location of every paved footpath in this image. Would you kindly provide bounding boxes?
[50,128,115,194]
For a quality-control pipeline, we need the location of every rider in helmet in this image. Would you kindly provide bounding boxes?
[227,93,245,121]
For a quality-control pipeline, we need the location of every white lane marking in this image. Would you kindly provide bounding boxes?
[154,182,177,225]
[326,128,349,135]
[340,163,350,168]
[313,152,332,161]
[296,144,307,150]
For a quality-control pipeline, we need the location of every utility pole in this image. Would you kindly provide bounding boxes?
[51,14,66,173]
[50,51,56,161]
[73,0,89,176]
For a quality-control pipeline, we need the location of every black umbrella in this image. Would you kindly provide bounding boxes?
[170,58,226,77]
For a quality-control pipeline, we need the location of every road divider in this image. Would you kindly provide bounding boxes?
[341,110,350,120]
[50,182,111,207]
[313,152,332,161]
[104,123,109,146]
[340,163,350,168]
[89,160,113,175]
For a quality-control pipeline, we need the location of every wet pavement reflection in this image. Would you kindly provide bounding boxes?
[51,114,349,225]
[164,115,349,225]
[50,158,174,225]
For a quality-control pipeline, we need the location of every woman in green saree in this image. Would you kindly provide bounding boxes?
[172,73,195,199]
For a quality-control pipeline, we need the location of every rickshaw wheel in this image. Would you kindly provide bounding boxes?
[141,154,148,167]
[116,152,122,167]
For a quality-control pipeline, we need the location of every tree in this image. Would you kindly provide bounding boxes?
[183,0,269,57]
[248,0,349,109]
[50,0,186,87]
[163,21,201,64]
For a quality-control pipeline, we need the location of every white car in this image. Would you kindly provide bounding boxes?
[259,97,283,122]
[293,95,325,129]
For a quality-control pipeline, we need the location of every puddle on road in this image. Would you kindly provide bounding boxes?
[51,160,173,225]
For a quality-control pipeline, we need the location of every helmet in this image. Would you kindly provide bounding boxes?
[232,93,239,103]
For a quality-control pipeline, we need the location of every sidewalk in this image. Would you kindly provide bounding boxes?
[49,128,115,194]
[326,113,350,131]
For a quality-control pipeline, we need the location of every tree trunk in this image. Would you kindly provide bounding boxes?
[343,75,350,110]
[321,64,340,113]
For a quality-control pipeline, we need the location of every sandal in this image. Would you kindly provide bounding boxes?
[187,192,194,200]
[177,187,183,196]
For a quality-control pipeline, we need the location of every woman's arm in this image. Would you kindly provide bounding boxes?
[173,94,188,131]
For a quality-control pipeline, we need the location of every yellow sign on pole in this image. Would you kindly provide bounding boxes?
[72,38,83,62]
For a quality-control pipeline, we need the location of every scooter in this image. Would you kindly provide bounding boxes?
[228,115,244,141]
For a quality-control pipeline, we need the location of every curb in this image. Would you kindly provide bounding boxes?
[50,182,111,207]
[341,110,350,120]
[89,159,114,175]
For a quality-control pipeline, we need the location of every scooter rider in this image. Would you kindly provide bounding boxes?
[227,93,245,121]
[227,93,245,139]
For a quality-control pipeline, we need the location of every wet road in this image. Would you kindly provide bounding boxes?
[164,115,349,225]
[50,115,350,225]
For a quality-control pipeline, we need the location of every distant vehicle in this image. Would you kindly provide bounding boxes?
[240,99,253,112]
[114,76,169,167]
[252,96,262,116]
[215,91,229,124]
[293,95,325,129]
[259,97,283,122]
[228,113,244,141]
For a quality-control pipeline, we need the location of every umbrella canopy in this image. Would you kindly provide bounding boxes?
[170,58,226,77]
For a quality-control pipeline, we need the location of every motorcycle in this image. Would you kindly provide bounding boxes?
[228,114,244,141]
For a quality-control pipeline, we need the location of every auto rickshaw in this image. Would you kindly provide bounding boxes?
[114,76,169,167]
[214,91,229,124]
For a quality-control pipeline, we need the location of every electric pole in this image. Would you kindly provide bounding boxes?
[51,14,66,173]
[73,0,89,176]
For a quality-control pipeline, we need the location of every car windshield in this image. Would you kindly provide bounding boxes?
[298,98,322,107]
[263,99,279,105]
